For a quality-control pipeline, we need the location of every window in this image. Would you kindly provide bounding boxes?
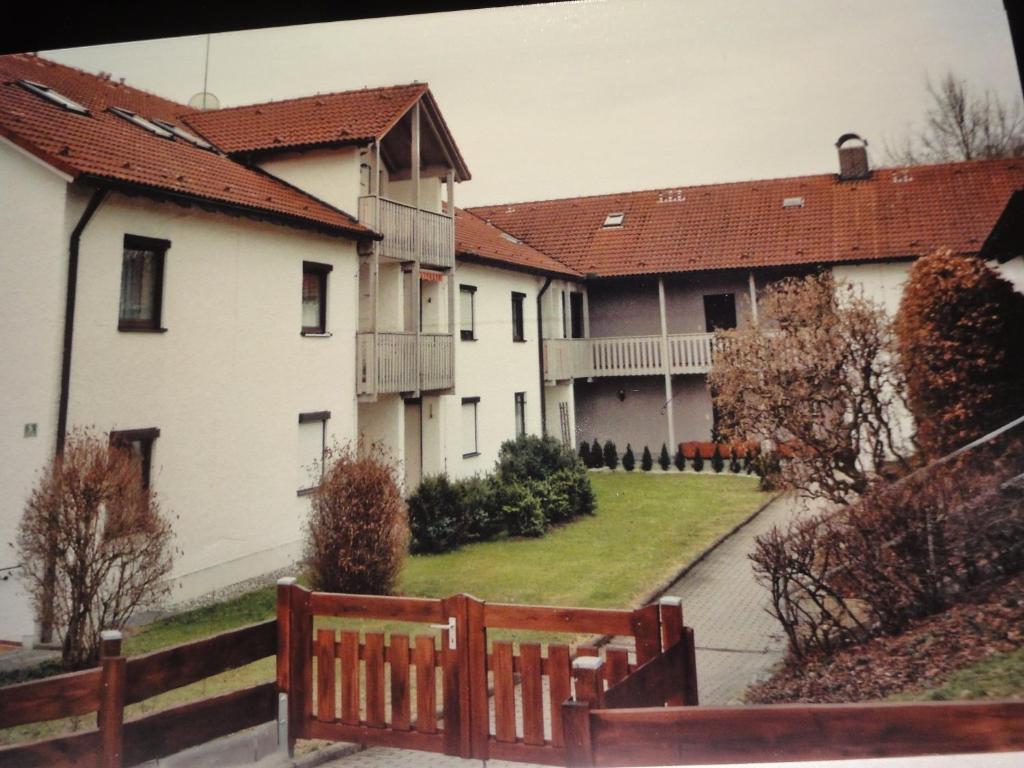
[511,292,526,342]
[302,261,333,335]
[297,411,330,495]
[152,119,214,150]
[514,392,526,438]
[602,212,625,228]
[108,107,175,139]
[16,80,89,114]
[570,292,585,338]
[110,428,160,489]
[460,284,476,340]
[119,235,168,331]
[462,397,480,458]
[703,293,737,331]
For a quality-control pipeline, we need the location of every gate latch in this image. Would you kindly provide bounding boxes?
[430,616,457,650]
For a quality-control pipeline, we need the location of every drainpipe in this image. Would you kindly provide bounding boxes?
[536,276,554,437]
[45,187,107,644]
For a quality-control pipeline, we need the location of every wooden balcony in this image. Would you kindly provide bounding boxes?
[543,332,718,381]
[357,331,454,395]
[358,195,454,269]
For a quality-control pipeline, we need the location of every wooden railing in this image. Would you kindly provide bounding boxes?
[544,332,717,381]
[0,620,277,768]
[358,195,454,269]
[356,331,454,395]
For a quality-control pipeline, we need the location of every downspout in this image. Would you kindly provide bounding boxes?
[56,187,108,455]
[536,276,554,437]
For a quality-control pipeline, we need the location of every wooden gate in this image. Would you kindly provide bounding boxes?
[275,579,697,764]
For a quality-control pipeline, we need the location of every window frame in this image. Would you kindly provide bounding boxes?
[302,261,333,336]
[514,391,526,438]
[118,234,169,332]
[297,410,331,496]
[462,396,480,458]
[109,427,160,489]
[511,291,526,342]
[459,284,477,341]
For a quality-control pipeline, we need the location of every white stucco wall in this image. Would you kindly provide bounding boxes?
[259,146,364,217]
[993,256,1024,295]
[831,261,913,316]
[0,143,74,640]
[65,193,360,605]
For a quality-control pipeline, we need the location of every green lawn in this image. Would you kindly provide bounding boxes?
[893,648,1024,702]
[2,472,769,745]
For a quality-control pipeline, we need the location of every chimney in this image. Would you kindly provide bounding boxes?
[836,133,870,180]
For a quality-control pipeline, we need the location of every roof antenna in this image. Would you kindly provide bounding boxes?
[187,34,220,110]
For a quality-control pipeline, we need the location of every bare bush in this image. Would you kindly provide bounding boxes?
[17,429,175,669]
[304,444,409,595]
[710,273,912,506]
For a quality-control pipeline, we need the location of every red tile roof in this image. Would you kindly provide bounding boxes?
[182,83,427,155]
[0,54,373,239]
[468,160,1024,277]
[455,208,580,277]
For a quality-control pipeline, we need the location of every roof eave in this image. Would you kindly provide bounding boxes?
[456,250,580,279]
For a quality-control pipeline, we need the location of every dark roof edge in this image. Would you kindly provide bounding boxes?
[456,250,580,279]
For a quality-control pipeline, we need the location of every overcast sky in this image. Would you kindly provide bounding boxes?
[43,0,1022,208]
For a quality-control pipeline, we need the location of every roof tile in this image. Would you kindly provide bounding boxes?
[455,208,579,277]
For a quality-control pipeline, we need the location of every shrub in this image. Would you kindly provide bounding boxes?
[692,449,705,472]
[305,445,408,596]
[711,444,725,473]
[534,474,574,524]
[495,434,579,485]
[407,474,464,553]
[659,444,671,471]
[603,440,619,470]
[457,474,502,542]
[622,444,636,471]
[640,446,653,472]
[17,429,176,669]
[753,451,782,490]
[579,441,592,467]
[589,438,603,468]
[895,249,1024,458]
[743,448,754,474]
[554,465,596,517]
[729,447,741,473]
[674,446,686,471]
[500,482,547,537]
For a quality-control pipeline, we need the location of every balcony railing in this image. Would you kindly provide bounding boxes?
[357,331,454,395]
[358,195,454,269]
[543,332,718,381]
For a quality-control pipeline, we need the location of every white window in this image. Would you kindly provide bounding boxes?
[298,411,329,494]
[462,397,480,457]
[460,285,476,340]
[514,392,526,438]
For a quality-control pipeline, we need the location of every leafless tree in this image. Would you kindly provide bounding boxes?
[708,273,913,506]
[886,72,1024,164]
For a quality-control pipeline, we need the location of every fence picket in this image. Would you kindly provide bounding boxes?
[414,635,437,734]
[520,644,544,746]
[365,633,386,728]
[492,642,516,743]
[390,634,411,730]
[340,632,360,726]
[316,629,336,722]
[547,644,571,748]
[604,646,630,687]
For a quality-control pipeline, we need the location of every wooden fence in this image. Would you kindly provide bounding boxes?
[0,620,276,768]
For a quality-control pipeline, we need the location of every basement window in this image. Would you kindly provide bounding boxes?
[108,107,174,139]
[782,197,805,209]
[602,212,625,228]
[110,427,160,489]
[297,411,330,495]
[17,80,89,114]
[152,119,213,150]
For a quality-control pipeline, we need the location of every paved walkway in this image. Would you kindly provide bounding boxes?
[302,492,811,768]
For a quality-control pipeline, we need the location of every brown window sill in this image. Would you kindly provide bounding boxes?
[118,325,168,333]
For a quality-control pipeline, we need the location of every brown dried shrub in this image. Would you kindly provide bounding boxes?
[304,444,409,595]
[17,429,176,669]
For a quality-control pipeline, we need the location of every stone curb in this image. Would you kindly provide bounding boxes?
[593,490,784,649]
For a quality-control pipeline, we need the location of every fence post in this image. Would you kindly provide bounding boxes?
[683,626,700,706]
[98,629,125,768]
[440,593,473,758]
[276,577,296,756]
[659,596,685,706]
[630,603,662,666]
[564,655,603,767]
[572,655,604,709]
[464,594,489,760]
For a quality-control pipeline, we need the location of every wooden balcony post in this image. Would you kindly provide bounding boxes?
[98,629,125,768]
[748,270,759,325]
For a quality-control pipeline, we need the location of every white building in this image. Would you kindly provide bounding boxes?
[1,55,1021,643]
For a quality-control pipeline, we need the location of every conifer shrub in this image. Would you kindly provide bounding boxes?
[895,249,1024,458]
[659,444,671,471]
[711,443,725,473]
[674,446,686,471]
[499,482,547,537]
[622,444,636,471]
[640,446,653,471]
[579,441,592,467]
[729,447,742,473]
[457,474,502,542]
[692,449,705,472]
[603,440,619,470]
[743,448,754,474]
[306,445,409,595]
[589,438,603,468]
[407,474,465,553]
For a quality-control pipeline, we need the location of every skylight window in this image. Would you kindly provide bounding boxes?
[17,80,89,115]
[152,119,213,150]
[500,231,521,245]
[782,197,805,209]
[108,107,174,139]
[602,212,625,228]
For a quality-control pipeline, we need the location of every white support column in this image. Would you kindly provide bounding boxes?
[370,141,381,399]
[582,288,591,338]
[748,270,759,325]
[412,100,422,396]
[446,169,456,392]
[658,277,676,451]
